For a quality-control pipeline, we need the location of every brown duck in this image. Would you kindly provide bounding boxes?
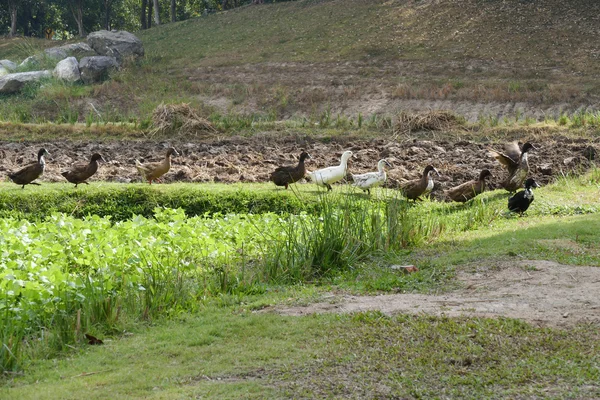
[135,147,179,184]
[270,151,311,189]
[400,165,439,200]
[8,148,50,188]
[61,153,106,188]
[444,169,492,202]
[489,142,535,192]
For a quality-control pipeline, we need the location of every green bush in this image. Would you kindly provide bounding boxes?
[0,183,318,220]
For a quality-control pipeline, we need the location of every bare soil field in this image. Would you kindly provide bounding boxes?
[268,260,600,328]
[0,134,596,193]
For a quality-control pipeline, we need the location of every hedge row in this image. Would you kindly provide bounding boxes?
[0,183,320,220]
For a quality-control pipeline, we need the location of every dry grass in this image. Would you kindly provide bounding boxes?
[150,103,216,137]
[393,110,465,136]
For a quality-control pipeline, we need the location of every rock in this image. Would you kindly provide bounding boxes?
[87,30,144,64]
[390,265,419,274]
[53,57,81,82]
[48,42,97,58]
[0,70,52,94]
[19,56,39,69]
[79,56,119,84]
[563,156,579,166]
[0,60,17,71]
[538,164,553,175]
[44,47,68,60]
[582,146,596,161]
[0,67,8,77]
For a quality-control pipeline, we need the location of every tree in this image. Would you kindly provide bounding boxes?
[140,0,147,29]
[103,0,113,30]
[170,0,175,23]
[8,0,18,36]
[152,0,159,25]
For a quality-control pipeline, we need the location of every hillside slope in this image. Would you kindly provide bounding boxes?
[1,0,599,123]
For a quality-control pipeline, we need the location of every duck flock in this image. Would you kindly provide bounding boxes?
[6,142,539,215]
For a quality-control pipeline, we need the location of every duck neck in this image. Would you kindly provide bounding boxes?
[38,154,46,166]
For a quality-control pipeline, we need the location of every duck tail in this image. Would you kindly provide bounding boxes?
[60,171,69,178]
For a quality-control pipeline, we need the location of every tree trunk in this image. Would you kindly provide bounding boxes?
[147,0,153,27]
[71,0,85,37]
[153,0,160,25]
[141,0,147,29]
[9,0,18,36]
[252,0,264,4]
[170,0,176,23]
[104,0,112,30]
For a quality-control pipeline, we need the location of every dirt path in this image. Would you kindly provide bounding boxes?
[268,260,600,328]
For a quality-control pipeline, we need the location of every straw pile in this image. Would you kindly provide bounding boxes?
[151,103,216,137]
[394,110,464,135]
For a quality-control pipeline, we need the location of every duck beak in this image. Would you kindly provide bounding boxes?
[434,168,441,177]
[533,181,541,188]
[100,156,107,163]
[385,160,393,168]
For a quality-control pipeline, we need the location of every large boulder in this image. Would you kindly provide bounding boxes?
[54,57,81,82]
[87,30,144,64]
[0,60,17,71]
[0,67,9,77]
[0,71,52,94]
[46,42,97,59]
[44,47,68,60]
[79,56,118,84]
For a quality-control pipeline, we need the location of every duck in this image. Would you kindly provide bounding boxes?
[489,142,535,192]
[444,169,492,202]
[508,178,540,215]
[8,148,50,188]
[135,147,179,184]
[399,165,439,201]
[351,159,392,195]
[307,150,353,191]
[61,153,106,188]
[270,151,311,189]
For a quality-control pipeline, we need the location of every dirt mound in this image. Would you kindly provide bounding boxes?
[0,135,596,191]
[393,110,464,136]
[266,260,600,328]
[151,103,216,137]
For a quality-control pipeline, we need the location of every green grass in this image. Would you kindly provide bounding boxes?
[2,309,598,399]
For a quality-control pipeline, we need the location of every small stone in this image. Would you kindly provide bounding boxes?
[562,312,569,318]
[538,164,553,175]
[390,265,419,274]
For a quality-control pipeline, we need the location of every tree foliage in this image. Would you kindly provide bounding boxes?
[0,0,295,38]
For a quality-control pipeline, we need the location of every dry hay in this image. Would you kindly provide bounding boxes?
[151,103,216,137]
[394,110,464,135]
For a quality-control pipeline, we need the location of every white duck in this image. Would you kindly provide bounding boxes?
[351,159,392,195]
[307,150,353,191]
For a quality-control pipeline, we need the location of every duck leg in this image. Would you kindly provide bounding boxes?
[326,183,332,191]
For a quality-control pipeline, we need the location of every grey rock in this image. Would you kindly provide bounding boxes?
[87,30,144,64]
[0,60,17,71]
[44,47,68,60]
[79,56,118,84]
[582,145,596,161]
[19,56,39,69]
[50,42,97,58]
[0,70,52,94]
[54,57,81,82]
[0,67,8,77]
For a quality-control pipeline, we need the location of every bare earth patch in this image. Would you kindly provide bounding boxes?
[0,134,596,191]
[268,260,600,328]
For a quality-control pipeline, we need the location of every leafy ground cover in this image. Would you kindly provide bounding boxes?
[0,171,598,375]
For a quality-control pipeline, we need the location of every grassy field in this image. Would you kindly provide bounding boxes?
[1,0,600,128]
[1,172,599,398]
[1,0,600,397]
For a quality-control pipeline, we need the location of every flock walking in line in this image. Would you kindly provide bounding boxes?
[5,141,541,214]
